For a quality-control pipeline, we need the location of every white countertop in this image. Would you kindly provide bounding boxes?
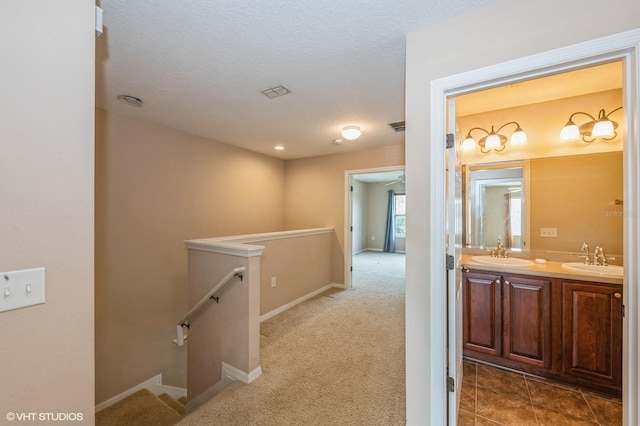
[462,254,623,285]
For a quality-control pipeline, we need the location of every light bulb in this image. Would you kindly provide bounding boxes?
[560,121,580,141]
[510,129,527,145]
[485,133,501,149]
[591,119,615,138]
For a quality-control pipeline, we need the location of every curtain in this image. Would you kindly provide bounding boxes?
[383,189,396,253]
[504,193,512,249]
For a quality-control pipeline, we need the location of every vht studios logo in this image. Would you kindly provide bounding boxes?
[6,412,84,422]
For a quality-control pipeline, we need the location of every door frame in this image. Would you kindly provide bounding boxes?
[344,165,405,289]
[430,29,640,424]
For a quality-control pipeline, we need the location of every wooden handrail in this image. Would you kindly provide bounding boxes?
[174,266,245,346]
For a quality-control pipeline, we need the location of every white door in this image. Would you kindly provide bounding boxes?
[446,98,464,425]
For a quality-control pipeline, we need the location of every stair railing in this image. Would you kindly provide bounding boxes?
[174,266,245,346]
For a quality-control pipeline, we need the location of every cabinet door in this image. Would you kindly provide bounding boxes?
[562,281,622,389]
[502,275,551,368]
[463,271,502,356]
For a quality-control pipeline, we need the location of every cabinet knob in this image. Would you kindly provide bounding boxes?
[614,292,622,299]
[496,279,501,285]
[504,280,510,286]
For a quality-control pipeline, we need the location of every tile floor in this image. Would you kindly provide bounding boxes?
[458,360,622,425]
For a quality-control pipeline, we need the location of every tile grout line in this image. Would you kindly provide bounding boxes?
[579,389,602,425]
[524,376,540,425]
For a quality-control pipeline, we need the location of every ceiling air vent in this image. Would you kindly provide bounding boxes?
[261,85,292,99]
[388,121,405,132]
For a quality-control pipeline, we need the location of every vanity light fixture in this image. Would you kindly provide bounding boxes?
[341,126,362,141]
[560,107,622,143]
[462,121,527,153]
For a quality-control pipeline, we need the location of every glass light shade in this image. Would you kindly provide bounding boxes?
[509,129,527,145]
[462,136,476,150]
[485,133,501,149]
[591,119,615,138]
[341,126,361,140]
[560,121,580,141]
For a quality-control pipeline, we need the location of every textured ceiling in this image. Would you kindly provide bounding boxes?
[95,0,497,159]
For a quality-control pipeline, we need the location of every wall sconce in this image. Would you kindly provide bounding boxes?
[462,121,527,153]
[560,107,622,143]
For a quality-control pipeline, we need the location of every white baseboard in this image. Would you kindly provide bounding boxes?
[95,374,187,412]
[222,362,262,384]
[185,362,262,414]
[260,283,344,322]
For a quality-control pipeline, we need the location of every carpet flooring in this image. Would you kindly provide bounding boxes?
[178,251,406,425]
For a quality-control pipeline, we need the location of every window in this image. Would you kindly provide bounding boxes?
[394,194,406,238]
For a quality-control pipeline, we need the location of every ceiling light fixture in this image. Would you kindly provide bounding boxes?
[341,126,361,141]
[117,94,144,107]
[462,121,527,153]
[560,107,622,143]
[274,145,285,151]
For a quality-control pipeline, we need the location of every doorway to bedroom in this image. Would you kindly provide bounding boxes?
[346,167,406,289]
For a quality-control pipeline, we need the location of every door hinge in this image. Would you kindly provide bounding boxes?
[350,226,353,232]
[350,266,353,272]
[446,133,455,149]
[623,304,626,318]
[447,376,455,392]
[446,254,455,270]
[350,185,353,192]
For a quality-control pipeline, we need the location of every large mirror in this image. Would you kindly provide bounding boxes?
[462,151,623,255]
[465,162,525,250]
[456,61,624,256]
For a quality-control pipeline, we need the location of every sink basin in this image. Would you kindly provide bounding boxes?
[471,256,535,267]
[561,262,624,277]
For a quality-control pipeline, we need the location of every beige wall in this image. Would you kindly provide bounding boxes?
[405,0,640,422]
[530,152,623,254]
[186,250,260,401]
[0,0,95,419]
[95,109,285,402]
[257,232,333,316]
[284,144,405,283]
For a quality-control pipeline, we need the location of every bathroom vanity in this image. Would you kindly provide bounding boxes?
[462,255,623,396]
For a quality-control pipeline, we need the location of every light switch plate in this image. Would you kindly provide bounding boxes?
[0,267,45,313]
[540,228,558,238]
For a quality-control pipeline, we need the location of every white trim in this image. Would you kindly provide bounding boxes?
[95,374,187,412]
[260,283,344,322]
[221,362,263,384]
[185,228,333,256]
[429,29,640,425]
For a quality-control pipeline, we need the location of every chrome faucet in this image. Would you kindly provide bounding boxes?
[494,238,508,258]
[577,243,614,265]
[578,242,591,264]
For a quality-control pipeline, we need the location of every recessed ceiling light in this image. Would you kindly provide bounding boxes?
[117,95,144,107]
[275,145,285,151]
[341,126,361,140]
[333,139,344,145]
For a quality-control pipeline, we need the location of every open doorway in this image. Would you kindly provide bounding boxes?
[450,60,625,425]
[429,32,640,425]
[345,167,406,289]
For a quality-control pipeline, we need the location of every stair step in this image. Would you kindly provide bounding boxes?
[96,388,182,426]
[177,396,188,405]
[159,393,185,415]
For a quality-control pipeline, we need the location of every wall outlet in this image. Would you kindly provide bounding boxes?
[371,236,375,241]
[270,277,277,288]
[540,228,558,238]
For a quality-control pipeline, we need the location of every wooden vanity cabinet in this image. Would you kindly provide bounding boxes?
[561,280,623,392]
[462,271,551,369]
[462,268,622,396]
